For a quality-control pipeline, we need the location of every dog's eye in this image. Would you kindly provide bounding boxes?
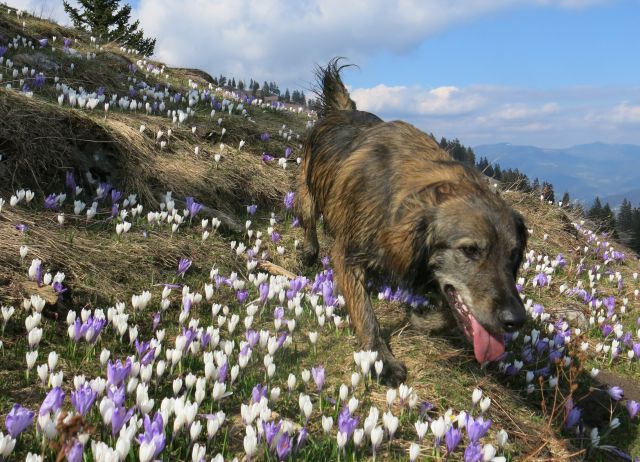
[460,245,481,259]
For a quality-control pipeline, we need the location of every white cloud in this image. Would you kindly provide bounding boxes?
[5,0,74,24]
[349,84,640,147]
[351,84,484,116]
[610,102,640,124]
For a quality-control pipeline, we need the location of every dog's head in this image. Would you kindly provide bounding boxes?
[384,178,528,363]
[425,182,527,362]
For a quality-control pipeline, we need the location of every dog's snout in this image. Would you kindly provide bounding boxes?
[498,307,526,332]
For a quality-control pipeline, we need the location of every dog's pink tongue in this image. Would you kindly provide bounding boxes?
[470,316,505,363]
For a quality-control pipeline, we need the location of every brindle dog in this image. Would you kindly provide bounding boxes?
[296,59,528,385]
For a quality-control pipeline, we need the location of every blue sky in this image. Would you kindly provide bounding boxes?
[348,2,640,89]
[10,0,640,148]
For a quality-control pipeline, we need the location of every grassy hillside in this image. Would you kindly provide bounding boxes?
[0,5,639,461]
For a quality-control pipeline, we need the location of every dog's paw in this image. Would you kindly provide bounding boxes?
[380,358,408,387]
[301,247,319,266]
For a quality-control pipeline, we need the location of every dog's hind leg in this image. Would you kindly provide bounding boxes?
[331,242,408,386]
[295,174,320,266]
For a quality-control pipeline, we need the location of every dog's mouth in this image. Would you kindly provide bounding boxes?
[444,285,505,363]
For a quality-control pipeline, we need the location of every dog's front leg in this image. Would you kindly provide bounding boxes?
[331,242,408,386]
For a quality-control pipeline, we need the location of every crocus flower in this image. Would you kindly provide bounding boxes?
[260,132,270,142]
[284,147,293,158]
[185,197,203,217]
[40,387,65,416]
[5,404,34,438]
[532,273,548,288]
[112,406,134,435]
[247,204,258,215]
[311,366,325,392]
[44,194,59,210]
[276,433,291,460]
[466,416,491,443]
[65,440,84,462]
[337,406,359,439]
[463,442,483,462]
[236,290,248,303]
[565,407,581,428]
[177,258,192,277]
[71,384,97,416]
[137,412,166,459]
[262,420,281,447]
[607,386,624,401]
[252,384,267,404]
[626,400,639,419]
[445,426,462,453]
[296,427,308,450]
[107,358,132,386]
[262,153,274,162]
[107,385,126,407]
[284,192,295,210]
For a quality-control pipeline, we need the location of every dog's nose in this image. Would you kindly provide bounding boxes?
[498,308,526,332]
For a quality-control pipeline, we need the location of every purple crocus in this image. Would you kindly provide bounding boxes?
[632,343,640,359]
[271,231,281,243]
[533,272,548,288]
[284,147,293,159]
[5,404,34,438]
[236,290,249,303]
[276,433,292,460]
[137,412,166,459]
[246,330,259,348]
[259,283,269,303]
[311,366,325,392]
[607,386,624,401]
[111,189,122,203]
[565,407,582,428]
[463,442,483,462]
[627,400,639,420]
[15,223,28,232]
[34,73,45,89]
[107,385,126,407]
[260,132,270,142]
[185,197,203,218]
[107,358,132,386]
[263,420,281,446]
[262,153,274,162]
[296,427,308,450]
[247,204,258,215]
[152,312,161,331]
[44,193,59,210]
[444,426,462,453]
[177,258,192,277]
[65,440,84,462]
[0,46,7,58]
[284,192,295,210]
[252,384,268,404]
[217,361,229,383]
[337,406,359,439]
[40,387,65,416]
[71,384,97,416]
[466,416,491,443]
[112,406,134,435]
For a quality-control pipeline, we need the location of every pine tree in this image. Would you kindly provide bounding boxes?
[283,89,290,102]
[561,191,570,206]
[237,80,245,90]
[63,0,156,55]
[617,198,633,232]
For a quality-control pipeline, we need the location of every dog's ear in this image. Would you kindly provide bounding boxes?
[422,181,472,206]
[380,207,432,287]
[512,212,528,276]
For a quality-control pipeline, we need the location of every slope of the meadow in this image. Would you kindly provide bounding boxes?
[0,5,639,462]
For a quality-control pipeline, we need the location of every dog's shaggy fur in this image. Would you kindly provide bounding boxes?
[296,59,528,385]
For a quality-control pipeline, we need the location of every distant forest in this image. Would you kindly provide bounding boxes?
[435,136,640,255]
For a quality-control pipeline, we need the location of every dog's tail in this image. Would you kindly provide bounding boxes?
[314,57,357,118]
